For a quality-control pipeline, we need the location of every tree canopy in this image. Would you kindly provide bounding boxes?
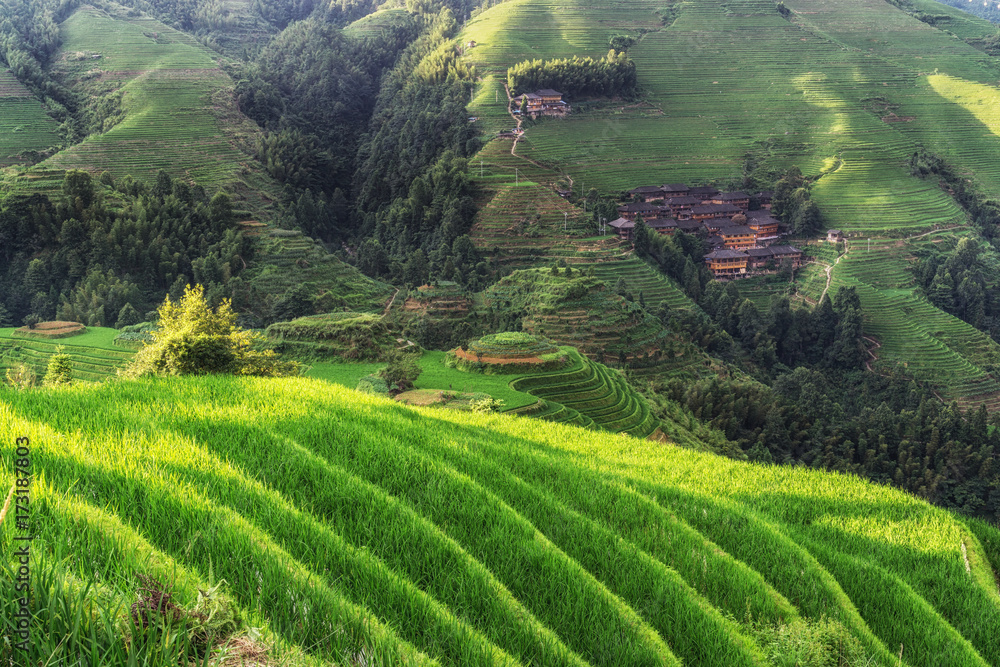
[126,284,299,377]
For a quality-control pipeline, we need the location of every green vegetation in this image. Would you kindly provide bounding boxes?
[483,268,668,362]
[507,51,637,99]
[3,375,1000,665]
[456,0,1000,411]
[467,331,558,358]
[510,348,659,437]
[126,284,298,378]
[42,5,262,191]
[266,312,409,361]
[0,326,134,383]
[42,346,72,385]
[0,71,61,166]
[414,349,537,409]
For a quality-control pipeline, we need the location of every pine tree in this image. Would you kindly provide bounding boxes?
[43,347,72,386]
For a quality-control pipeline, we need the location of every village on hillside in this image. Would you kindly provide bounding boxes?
[612,183,803,279]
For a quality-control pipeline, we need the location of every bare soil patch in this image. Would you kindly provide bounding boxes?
[14,321,86,337]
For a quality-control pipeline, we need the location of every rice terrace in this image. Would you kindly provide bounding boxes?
[4,0,1000,663]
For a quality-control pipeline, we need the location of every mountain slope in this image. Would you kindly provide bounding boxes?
[36,4,272,204]
[459,0,1000,405]
[3,376,1000,665]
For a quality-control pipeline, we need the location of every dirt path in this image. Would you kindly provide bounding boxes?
[862,335,882,373]
[383,288,400,316]
[503,83,523,155]
[819,240,849,303]
[503,83,573,190]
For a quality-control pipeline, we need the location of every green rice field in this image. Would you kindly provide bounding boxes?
[0,327,134,383]
[459,0,1000,407]
[0,71,61,167]
[3,375,1000,665]
[39,5,259,189]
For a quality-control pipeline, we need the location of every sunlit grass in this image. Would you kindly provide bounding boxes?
[2,376,999,665]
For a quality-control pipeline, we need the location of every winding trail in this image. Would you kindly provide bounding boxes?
[383,288,400,317]
[503,83,574,190]
[819,240,848,303]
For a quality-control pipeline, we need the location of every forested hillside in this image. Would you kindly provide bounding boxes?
[5,5,1000,660]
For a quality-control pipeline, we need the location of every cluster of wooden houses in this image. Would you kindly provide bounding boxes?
[608,183,802,279]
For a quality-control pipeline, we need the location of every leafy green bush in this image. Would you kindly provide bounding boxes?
[356,374,390,394]
[125,285,299,378]
[43,346,73,386]
[470,396,506,413]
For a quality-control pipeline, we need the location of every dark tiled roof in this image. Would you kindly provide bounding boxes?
[609,217,634,229]
[676,220,702,232]
[688,186,720,197]
[716,191,749,201]
[692,204,742,216]
[646,218,678,229]
[662,183,689,193]
[666,195,701,206]
[618,202,660,213]
[747,245,801,258]
[746,210,780,223]
[718,225,754,237]
[536,88,562,97]
[770,245,802,255]
[705,249,748,259]
[629,185,663,195]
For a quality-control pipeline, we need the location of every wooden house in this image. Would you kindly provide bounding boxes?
[522,89,570,118]
[717,225,756,251]
[705,234,725,250]
[688,185,720,200]
[608,217,635,241]
[746,210,781,243]
[628,185,665,201]
[827,229,843,243]
[617,201,661,220]
[705,249,748,277]
[757,191,774,209]
[676,219,703,234]
[691,203,742,221]
[661,183,690,197]
[709,191,750,210]
[746,245,803,269]
[769,245,803,267]
[664,195,701,217]
[646,218,679,235]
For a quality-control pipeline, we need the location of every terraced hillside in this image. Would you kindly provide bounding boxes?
[40,4,266,196]
[0,327,134,382]
[4,376,1000,665]
[459,0,1000,407]
[484,268,669,362]
[245,228,395,314]
[511,348,659,437]
[0,70,61,166]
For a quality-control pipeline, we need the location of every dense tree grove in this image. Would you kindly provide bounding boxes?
[909,149,1000,346]
[0,170,251,327]
[658,367,1000,518]
[351,8,485,289]
[507,51,637,99]
[236,17,418,198]
[770,167,822,236]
